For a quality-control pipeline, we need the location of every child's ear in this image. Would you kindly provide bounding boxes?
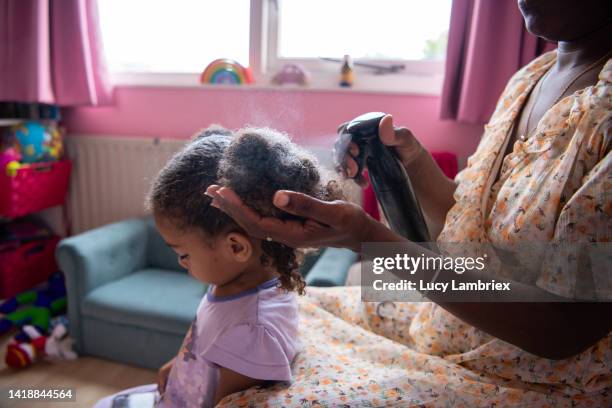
[223,233,252,262]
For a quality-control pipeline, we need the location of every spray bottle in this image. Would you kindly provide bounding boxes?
[334,112,431,243]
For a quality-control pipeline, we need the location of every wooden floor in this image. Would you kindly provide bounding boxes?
[0,333,157,408]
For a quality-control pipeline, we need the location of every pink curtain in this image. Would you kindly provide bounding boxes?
[0,0,112,106]
[439,0,555,125]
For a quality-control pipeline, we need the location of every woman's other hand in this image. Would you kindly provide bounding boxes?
[205,186,380,251]
[334,114,426,183]
[339,114,457,239]
[157,357,175,394]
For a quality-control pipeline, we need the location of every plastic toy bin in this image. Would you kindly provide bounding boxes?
[0,160,71,219]
[0,236,60,298]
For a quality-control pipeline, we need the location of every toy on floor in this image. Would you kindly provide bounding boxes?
[0,272,67,334]
[5,318,77,369]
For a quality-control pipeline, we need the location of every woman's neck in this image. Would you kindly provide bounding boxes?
[556,23,612,71]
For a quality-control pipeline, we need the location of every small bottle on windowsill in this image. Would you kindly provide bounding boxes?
[340,54,353,87]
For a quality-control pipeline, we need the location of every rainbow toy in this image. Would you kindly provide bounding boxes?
[200,59,254,85]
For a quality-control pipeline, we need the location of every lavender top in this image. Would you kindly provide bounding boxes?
[157,277,300,408]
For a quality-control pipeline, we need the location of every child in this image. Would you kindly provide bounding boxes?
[93,125,341,408]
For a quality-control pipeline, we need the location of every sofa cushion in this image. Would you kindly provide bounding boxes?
[82,269,205,335]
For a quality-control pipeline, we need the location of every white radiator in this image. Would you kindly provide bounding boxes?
[65,135,186,234]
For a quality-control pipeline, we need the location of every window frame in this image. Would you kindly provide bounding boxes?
[110,0,446,95]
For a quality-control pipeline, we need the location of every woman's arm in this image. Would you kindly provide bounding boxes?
[214,367,265,406]
[439,301,612,359]
[401,150,456,239]
[367,220,612,359]
[207,188,611,359]
[377,116,457,239]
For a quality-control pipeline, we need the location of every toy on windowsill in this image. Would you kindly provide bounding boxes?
[0,272,67,334]
[271,64,310,86]
[200,59,254,85]
[5,319,77,369]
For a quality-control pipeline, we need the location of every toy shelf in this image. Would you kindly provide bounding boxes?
[0,120,71,300]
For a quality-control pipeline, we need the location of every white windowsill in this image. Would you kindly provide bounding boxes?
[110,71,444,96]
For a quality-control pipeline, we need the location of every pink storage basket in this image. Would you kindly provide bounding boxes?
[0,160,71,218]
[0,236,60,298]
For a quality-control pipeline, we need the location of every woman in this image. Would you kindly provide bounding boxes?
[207,0,611,405]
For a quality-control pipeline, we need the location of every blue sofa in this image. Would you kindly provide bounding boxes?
[56,217,357,369]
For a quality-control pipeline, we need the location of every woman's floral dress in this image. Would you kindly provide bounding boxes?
[219,52,611,407]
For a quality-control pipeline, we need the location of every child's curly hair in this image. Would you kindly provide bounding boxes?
[147,125,342,295]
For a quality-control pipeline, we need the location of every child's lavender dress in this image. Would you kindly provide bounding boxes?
[93,277,300,408]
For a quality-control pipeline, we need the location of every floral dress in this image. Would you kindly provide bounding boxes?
[218,52,611,407]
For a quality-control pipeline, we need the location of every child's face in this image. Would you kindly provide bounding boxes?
[154,215,255,286]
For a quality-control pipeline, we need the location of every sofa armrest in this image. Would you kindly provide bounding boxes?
[55,217,150,351]
[305,248,358,287]
[56,217,150,295]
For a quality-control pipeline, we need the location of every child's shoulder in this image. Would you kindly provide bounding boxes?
[197,282,300,381]
[256,281,299,324]
[198,278,298,333]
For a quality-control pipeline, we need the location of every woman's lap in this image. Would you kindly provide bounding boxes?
[304,285,421,347]
[92,289,610,408]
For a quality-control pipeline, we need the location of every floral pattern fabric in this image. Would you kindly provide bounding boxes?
[218,287,610,407]
[219,52,611,407]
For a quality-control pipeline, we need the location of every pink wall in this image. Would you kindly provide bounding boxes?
[64,86,483,165]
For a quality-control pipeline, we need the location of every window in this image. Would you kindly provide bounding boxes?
[98,0,250,73]
[275,0,449,61]
[98,0,452,94]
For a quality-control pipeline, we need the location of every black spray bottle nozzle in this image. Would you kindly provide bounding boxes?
[345,111,386,138]
[335,111,432,243]
[334,112,386,180]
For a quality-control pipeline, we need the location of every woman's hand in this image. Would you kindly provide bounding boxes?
[335,114,427,183]
[205,187,379,251]
[336,113,456,238]
[157,357,175,394]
